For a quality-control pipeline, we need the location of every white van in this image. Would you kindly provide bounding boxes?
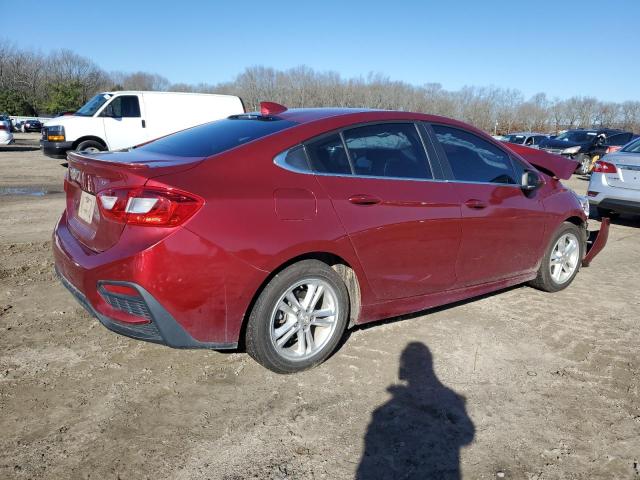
[41,91,245,158]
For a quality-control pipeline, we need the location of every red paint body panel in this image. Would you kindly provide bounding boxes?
[504,143,578,179]
[52,108,606,348]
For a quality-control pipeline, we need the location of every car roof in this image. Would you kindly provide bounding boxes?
[270,107,474,130]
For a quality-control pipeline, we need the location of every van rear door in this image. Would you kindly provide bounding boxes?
[101,94,146,150]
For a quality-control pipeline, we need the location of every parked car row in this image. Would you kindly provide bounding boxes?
[498,128,638,176]
[0,114,15,145]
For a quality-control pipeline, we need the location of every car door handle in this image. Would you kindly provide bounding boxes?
[349,194,381,206]
[464,199,487,209]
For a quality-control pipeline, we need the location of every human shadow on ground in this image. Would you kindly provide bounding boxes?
[356,342,475,480]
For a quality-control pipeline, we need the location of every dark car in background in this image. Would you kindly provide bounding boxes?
[539,129,635,175]
[21,119,43,133]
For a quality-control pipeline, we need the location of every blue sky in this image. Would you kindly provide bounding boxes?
[2,0,639,102]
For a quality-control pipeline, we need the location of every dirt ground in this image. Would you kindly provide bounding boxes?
[1,133,639,480]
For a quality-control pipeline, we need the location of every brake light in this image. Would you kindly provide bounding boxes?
[97,187,203,226]
[606,146,622,154]
[592,161,617,174]
[260,101,287,116]
[0,124,6,131]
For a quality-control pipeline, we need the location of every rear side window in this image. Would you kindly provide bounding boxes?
[606,133,632,146]
[139,118,298,157]
[432,124,518,184]
[108,95,141,118]
[305,134,352,175]
[342,123,432,179]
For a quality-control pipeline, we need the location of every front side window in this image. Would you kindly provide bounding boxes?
[342,123,432,179]
[432,124,518,184]
[305,134,352,175]
[105,95,141,118]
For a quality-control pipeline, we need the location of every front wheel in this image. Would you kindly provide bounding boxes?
[576,154,592,175]
[75,139,105,154]
[245,260,349,374]
[530,222,584,292]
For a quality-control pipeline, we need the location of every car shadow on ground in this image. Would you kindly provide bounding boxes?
[0,145,40,152]
[356,342,475,480]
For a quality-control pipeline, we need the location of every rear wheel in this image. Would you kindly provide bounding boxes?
[530,222,584,292]
[245,260,349,373]
[576,154,591,175]
[75,139,105,154]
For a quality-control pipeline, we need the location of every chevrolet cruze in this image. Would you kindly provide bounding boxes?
[53,103,608,373]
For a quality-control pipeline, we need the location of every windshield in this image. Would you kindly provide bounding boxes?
[621,138,640,153]
[503,134,526,144]
[554,131,597,143]
[75,94,111,117]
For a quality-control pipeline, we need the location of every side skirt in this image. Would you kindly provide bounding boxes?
[357,272,537,326]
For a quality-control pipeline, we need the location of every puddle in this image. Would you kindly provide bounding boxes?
[0,186,62,196]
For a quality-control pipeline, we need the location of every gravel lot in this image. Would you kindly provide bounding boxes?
[1,133,639,479]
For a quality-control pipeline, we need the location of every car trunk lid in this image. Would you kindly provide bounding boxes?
[65,150,204,252]
[606,153,640,191]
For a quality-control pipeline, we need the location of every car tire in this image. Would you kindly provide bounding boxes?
[530,222,584,293]
[245,260,349,374]
[75,139,105,154]
[576,154,591,175]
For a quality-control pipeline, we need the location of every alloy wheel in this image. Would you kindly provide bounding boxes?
[269,278,339,361]
[549,233,580,284]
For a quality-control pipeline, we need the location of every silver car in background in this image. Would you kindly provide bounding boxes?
[588,137,640,217]
[501,132,549,148]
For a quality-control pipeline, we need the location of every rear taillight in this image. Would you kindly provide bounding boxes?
[592,160,617,174]
[0,124,6,131]
[605,146,622,154]
[97,187,203,226]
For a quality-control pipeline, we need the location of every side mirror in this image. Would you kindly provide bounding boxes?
[521,170,541,192]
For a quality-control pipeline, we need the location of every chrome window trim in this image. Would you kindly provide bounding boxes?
[273,148,523,187]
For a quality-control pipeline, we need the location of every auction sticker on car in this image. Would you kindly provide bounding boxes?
[78,191,96,224]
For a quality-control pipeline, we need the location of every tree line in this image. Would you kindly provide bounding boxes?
[1,41,639,134]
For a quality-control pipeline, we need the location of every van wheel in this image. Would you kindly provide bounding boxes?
[530,222,584,293]
[75,140,105,153]
[245,260,349,374]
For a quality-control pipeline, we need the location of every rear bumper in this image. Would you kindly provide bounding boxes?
[591,198,640,215]
[587,172,640,214]
[52,212,241,349]
[582,218,609,267]
[56,267,236,349]
[41,139,73,159]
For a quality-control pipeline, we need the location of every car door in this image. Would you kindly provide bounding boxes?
[100,95,145,150]
[427,123,547,287]
[307,123,462,301]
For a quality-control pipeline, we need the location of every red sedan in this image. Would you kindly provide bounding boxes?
[53,103,609,373]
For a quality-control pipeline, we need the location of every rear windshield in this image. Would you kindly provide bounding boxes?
[138,117,298,157]
[554,131,597,143]
[622,138,640,153]
[504,134,526,144]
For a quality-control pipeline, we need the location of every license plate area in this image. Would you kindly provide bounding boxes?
[78,191,97,224]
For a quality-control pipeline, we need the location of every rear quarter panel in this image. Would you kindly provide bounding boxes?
[145,137,372,341]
